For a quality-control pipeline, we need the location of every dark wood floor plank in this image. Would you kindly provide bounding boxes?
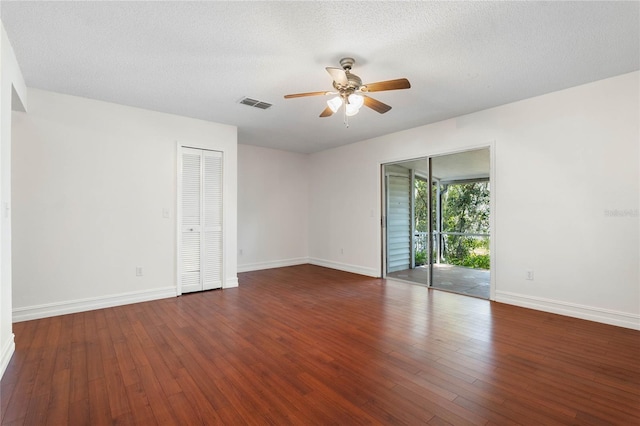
[452,395,520,425]
[297,371,384,425]
[141,347,183,399]
[123,379,157,425]
[20,318,64,425]
[428,415,455,426]
[83,311,104,384]
[68,315,88,407]
[2,264,640,424]
[87,378,112,425]
[41,315,74,426]
[1,320,50,424]
[417,364,506,406]
[391,381,487,426]
[44,367,70,426]
[131,362,177,424]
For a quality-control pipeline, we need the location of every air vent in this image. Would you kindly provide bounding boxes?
[239,97,272,110]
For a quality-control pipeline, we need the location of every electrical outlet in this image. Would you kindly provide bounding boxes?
[136,266,143,277]
[340,248,344,255]
[239,248,243,255]
[526,270,534,281]
[162,208,170,218]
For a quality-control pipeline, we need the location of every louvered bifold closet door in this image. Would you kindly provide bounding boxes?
[180,147,224,294]
[202,151,223,290]
[181,148,203,293]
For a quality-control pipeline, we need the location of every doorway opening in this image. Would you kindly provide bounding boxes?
[382,148,491,299]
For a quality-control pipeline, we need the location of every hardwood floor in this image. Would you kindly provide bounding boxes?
[2,264,639,425]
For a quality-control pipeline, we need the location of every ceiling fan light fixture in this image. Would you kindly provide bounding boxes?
[348,94,364,109]
[345,103,360,116]
[327,96,342,113]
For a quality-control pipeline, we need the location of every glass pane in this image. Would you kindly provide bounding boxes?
[430,148,491,299]
[441,182,490,235]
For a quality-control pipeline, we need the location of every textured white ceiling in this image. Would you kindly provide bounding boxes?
[1,1,638,154]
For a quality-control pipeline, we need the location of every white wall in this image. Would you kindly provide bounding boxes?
[1,22,27,379]
[11,88,237,321]
[309,71,640,329]
[237,144,309,272]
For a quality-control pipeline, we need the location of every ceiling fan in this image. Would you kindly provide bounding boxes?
[284,57,411,123]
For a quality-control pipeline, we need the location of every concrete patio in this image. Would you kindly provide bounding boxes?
[386,263,490,299]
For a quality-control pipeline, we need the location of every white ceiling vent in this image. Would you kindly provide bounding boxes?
[239,97,272,110]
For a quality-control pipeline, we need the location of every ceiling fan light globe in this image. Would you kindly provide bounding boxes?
[345,103,360,116]
[327,96,343,113]
[348,94,364,109]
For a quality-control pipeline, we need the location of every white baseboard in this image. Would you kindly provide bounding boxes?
[495,291,640,330]
[237,257,309,273]
[13,286,177,323]
[309,258,379,278]
[224,276,239,288]
[0,333,15,380]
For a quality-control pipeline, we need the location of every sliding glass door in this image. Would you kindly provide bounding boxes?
[383,161,428,285]
[383,148,491,299]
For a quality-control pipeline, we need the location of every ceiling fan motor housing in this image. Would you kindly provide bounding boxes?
[331,57,362,94]
[333,74,362,92]
[339,57,356,70]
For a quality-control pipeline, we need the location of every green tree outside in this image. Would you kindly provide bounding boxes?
[413,180,490,269]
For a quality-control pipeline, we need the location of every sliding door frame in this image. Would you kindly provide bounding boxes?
[380,142,496,301]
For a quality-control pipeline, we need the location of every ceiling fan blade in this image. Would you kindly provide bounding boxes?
[319,106,334,117]
[326,67,348,86]
[284,91,331,99]
[362,78,411,92]
[363,96,392,114]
